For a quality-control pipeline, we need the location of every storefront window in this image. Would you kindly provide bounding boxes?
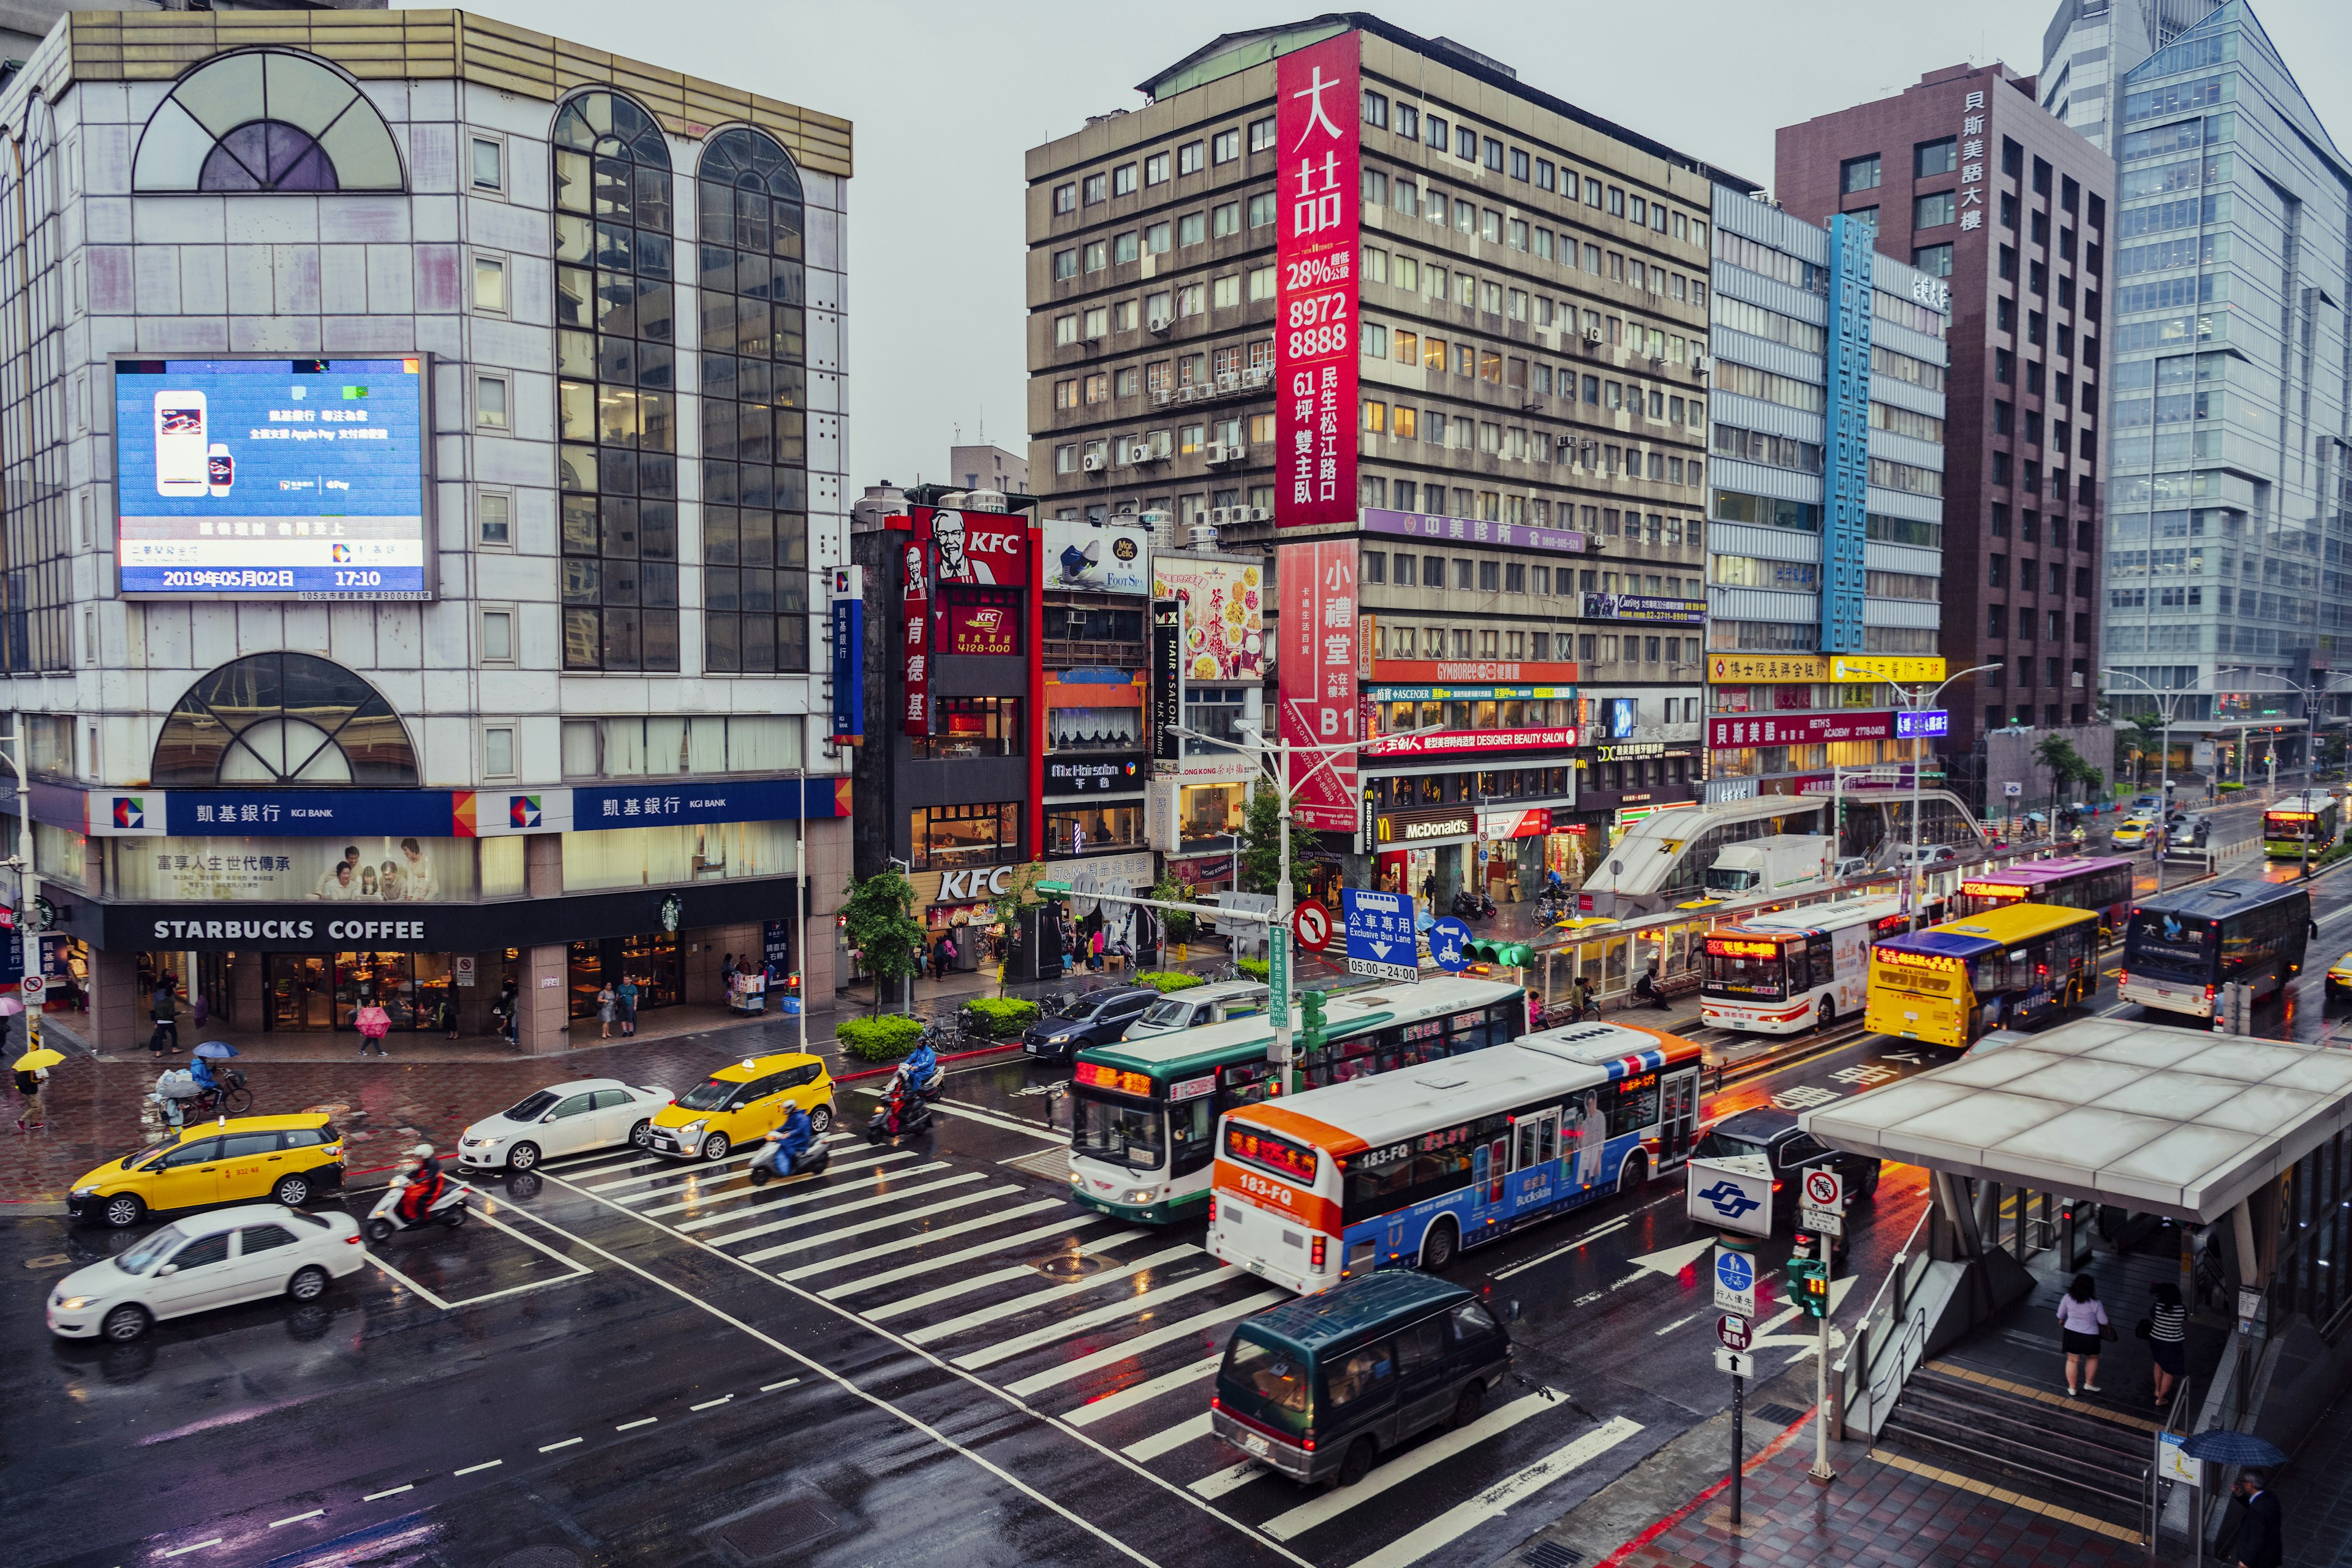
[113,835,483,902]
[569,931,682,1018]
[1180,783,1246,848]
[910,802,1021,869]
[918,697,1023,760]
[1048,804,1144,856]
[1048,706,1140,751]
[33,821,88,891]
[560,819,798,892]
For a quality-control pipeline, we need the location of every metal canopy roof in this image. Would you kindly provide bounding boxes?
[1799,1017,2352,1223]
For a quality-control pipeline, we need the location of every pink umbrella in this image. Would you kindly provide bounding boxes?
[0,996,24,1017]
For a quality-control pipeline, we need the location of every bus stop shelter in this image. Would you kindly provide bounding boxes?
[1803,1015,2352,1341]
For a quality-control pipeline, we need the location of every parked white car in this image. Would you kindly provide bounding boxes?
[46,1204,364,1341]
[457,1079,672,1172]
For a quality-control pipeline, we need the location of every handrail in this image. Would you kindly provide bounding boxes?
[1856,1204,1934,1338]
[1867,1303,1932,1415]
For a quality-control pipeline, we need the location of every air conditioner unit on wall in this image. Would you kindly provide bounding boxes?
[1205,442,1231,463]
[1582,327,1604,345]
[1081,453,1106,472]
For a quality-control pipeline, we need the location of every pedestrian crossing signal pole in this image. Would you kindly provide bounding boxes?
[1789,1250,1833,1484]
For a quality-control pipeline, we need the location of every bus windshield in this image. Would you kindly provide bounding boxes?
[1950,884,2029,919]
[1702,938,1787,999]
[2124,908,2215,978]
[1071,1093,1166,1170]
[2265,812,2318,839]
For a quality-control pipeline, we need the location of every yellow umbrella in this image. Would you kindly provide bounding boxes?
[12,1047,63,1071]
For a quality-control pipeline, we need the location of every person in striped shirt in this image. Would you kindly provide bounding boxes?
[2147,1281,2188,1406]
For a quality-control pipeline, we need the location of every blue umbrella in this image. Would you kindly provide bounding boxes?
[2180,1429,2286,1466]
[192,1041,240,1060]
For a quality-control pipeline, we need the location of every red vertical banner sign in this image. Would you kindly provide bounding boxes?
[1274,31,1360,530]
[899,526,931,738]
[1279,539,1359,830]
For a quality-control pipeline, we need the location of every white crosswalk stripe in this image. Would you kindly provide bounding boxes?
[548,1107,1646,1568]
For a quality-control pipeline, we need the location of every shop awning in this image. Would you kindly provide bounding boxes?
[1800,1016,2352,1223]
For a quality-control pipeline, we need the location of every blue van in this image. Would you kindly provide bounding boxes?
[1209,1271,1514,1486]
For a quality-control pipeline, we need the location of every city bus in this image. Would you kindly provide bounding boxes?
[1699,896,1908,1035]
[2120,878,2313,1019]
[1863,903,2100,1049]
[1066,976,1528,1224]
[1950,855,2135,940]
[1204,1020,1703,1292]
[2263,793,2341,859]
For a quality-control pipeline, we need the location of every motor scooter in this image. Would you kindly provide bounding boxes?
[746,1134,833,1186]
[865,1079,935,1145]
[365,1171,471,1242]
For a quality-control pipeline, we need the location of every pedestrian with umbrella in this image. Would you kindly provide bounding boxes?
[355,998,393,1058]
[2177,1431,2290,1568]
[0,991,21,1056]
[12,1045,57,1130]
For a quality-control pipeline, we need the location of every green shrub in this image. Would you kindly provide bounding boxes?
[835,1014,925,1061]
[1237,957,1270,981]
[2218,781,2245,793]
[961,997,1038,1038]
[1134,970,1205,993]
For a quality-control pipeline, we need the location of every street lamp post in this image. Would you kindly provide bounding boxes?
[1899,665,1997,932]
[2101,669,2181,892]
[0,726,36,1054]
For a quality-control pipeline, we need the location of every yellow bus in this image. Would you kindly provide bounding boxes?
[1863,903,2101,1049]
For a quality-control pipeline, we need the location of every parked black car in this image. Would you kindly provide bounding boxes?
[1022,986,1159,1060]
[1697,1106,1883,1220]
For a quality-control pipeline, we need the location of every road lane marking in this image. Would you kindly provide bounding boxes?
[930,1098,1068,1144]
[268,1510,325,1528]
[956,1264,1242,1368]
[760,1378,802,1392]
[702,1171,979,1248]
[867,1228,1154,1320]
[162,1540,224,1557]
[1653,1313,1698,1336]
[645,1148,919,1219]
[737,1185,1021,1263]
[1261,1389,1564,1540]
[362,1485,413,1501]
[587,1150,762,1191]
[616,1417,658,1431]
[908,1243,1199,1344]
[509,1189,1191,1568]
[538,1438,583,1452]
[691,1395,734,1411]
[1491,1217,1628,1280]
[1190,1460,1266,1499]
[1065,1352,1224,1428]
[799,1207,1084,1289]
[1002,1290,1287,1397]
[452,1460,503,1477]
[1123,1412,1213,1461]
[1344,1415,1645,1568]
[673,1158,948,1232]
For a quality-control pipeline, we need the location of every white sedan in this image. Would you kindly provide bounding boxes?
[47,1204,364,1342]
[457,1078,673,1172]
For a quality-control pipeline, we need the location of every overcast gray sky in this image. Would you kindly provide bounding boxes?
[439,0,2352,494]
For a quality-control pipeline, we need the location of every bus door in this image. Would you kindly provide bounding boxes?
[1510,1107,1561,1213]
[1470,1133,1509,1223]
[1656,1068,1700,1170]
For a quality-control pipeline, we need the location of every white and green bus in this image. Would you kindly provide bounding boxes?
[1067,976,1529,1224]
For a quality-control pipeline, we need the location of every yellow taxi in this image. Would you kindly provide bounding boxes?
[647,1053,835,1161]
[2327,952,2352,1000]
[68,1114,345,1229]
[2111,815,2158,847]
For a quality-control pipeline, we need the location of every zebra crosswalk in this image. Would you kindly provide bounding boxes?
[532,1133,1643,1568]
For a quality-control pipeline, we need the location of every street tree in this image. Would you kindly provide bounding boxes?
[840,869,925,1014]
[1238,780,1320,900]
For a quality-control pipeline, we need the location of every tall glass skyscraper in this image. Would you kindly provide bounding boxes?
[2101,1,2352,763]
[2038,0,2224,156]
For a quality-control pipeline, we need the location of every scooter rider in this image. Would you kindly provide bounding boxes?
[765,1102,816,1178]
[398,1143,445,1224]
[900,1038,942,1098]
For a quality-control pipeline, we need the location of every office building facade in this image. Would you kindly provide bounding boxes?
[0,9,854,1051]
[1778,63,2116,800]
[1699,191,1951,802]
[2095,2,2352,763]
[1025,15,1746,902]
[2037,0,2224,155]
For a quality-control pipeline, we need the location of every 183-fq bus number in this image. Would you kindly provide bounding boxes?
[1284,288,1351,358]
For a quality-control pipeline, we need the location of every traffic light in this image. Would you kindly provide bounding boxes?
[1465,938,1533,967]
[1786,1256,1829,1319]
[1299,990,1329,1050]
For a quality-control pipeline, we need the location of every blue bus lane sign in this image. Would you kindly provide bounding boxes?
[1342,889,1419,981]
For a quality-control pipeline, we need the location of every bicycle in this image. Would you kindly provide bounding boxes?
[187,1068,252,1118]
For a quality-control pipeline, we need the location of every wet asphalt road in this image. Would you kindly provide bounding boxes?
[8,847,2351,1568]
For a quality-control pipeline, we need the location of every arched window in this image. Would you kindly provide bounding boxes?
[696,128,810,674]
[153,654,418,786]
[132,51,404,194]
[553,92,680,673]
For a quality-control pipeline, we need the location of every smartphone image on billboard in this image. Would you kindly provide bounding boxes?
[153,391,207,497]
[206,443,234,497]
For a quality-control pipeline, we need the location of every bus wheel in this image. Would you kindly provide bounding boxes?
[1420,1219,1459,1272]
[1815,1000,1834,1034]
[1616,1152,1649,1196]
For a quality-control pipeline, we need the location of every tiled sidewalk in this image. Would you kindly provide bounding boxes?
[1593,1422,2147,1568]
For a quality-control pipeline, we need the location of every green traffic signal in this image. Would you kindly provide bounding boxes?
[1300,989,1329,1047]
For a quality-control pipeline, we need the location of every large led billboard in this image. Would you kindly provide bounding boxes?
[114,355,431,600]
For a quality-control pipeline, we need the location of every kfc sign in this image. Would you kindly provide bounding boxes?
[1273,32,1360,530]
[946,597,1020,657]
[900,533,930,739]
[916,505,1029,587]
